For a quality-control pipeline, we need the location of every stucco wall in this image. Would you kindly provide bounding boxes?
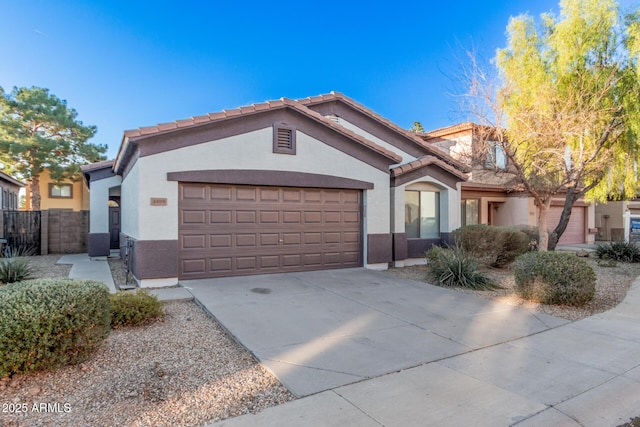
[128,127,391,241]
[26,169,89,211]
[336,118,416,164]
[121,163,140,239]
[88,175,122,233]
[496,197,536,226]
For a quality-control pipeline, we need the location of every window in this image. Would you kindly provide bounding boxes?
[49,183,73,198]
[461,199,479,226]
[273,124,296,154]
[485,141,506,169]
[405,190,440,238]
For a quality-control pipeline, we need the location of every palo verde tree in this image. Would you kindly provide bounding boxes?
[465,0,640,251]
[0,86,106,210]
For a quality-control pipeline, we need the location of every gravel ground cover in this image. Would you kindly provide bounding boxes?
[0,256,293,427]
[387,254,640,321]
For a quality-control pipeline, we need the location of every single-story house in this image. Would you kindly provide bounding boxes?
[418,122,596,245]
[83,92,468,287]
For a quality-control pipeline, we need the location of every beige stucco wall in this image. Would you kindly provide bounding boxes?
[126,127,391,244]
[494,197,536,226]
[26,169,89,211]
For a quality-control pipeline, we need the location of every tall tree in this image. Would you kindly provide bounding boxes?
[466,0,640,250]
[0,86,105,210]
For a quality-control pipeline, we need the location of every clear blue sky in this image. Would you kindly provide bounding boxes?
[0,0,599,159]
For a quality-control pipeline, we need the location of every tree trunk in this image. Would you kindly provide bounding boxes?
[547,189,580,251]
[537,198,552,252]
[29,174,41,211]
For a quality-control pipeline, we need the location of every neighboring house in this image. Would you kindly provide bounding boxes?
[83,92,468,287]
[594,199,640,242]
[24,168,90,211]
[0,171,25,243]
[418,122,596,245]
[0,171,23,212]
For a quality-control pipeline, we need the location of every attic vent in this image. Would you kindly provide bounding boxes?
[327,114,340,124]
[277,128,293,149]
[273,124,296,155]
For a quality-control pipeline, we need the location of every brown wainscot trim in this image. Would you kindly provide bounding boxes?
[129,239,178,280]
[88,233,110,257]
[407,238,441,259]
[167,170,374,190]
[392,232,408,261]
[367,234,393,264]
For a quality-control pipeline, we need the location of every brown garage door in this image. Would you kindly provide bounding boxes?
[178,183,362,279]
[547,206,585,245]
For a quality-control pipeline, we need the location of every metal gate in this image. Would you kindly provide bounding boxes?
[2,211,41,256]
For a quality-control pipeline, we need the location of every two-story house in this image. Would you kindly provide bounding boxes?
[418,122,596,246]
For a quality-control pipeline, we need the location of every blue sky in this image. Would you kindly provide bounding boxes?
[0,0,593,159]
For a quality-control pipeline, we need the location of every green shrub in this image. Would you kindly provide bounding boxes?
[0,258,34,284]
[0,279,111,377]
[514,252,596,306]
[426,246,499,290]
[595,240,640,263]
[454,224,530,267]
[510,224,540,251]
[110,290,164,328]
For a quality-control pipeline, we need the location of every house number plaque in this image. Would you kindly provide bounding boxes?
[150,198,168,206]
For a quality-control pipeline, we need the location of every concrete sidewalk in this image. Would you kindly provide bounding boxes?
[56,253,192,301]
[197,269,640,427]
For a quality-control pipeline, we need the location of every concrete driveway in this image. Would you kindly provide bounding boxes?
[185,268,568,397]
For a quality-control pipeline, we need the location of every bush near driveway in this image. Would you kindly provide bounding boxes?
[426,246,500,290]
[515,252,596,306]
[454,224,530,267]
[110,290,164,328]
[595,240,640,263]
[0,278,111,377]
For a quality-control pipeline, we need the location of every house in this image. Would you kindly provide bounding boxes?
[594,199,640,242]
[83,92,468,287]
[418,122,596,245]
[0,171,23,212]
[24,168,90,211]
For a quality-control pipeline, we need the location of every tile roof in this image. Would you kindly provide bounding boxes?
[390,155,468,181]
[298,92,469,172]
[121,96,403,164]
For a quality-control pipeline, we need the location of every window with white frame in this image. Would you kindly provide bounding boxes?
[405,190,440,238]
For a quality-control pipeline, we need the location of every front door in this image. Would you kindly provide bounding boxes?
[109,206,120,250]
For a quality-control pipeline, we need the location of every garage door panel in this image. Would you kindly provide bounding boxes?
[260,211,279,223]
[236,188,257,201]
[283,189,302,202]
[209,234,232,248]
[179,183,363,278]
[183,258,207,274]
[210,186,232,200]
[236,234,256,247]
[210,210,232,224]
[182,184,208,200]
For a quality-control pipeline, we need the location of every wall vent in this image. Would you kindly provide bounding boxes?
[273,124,296,154]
